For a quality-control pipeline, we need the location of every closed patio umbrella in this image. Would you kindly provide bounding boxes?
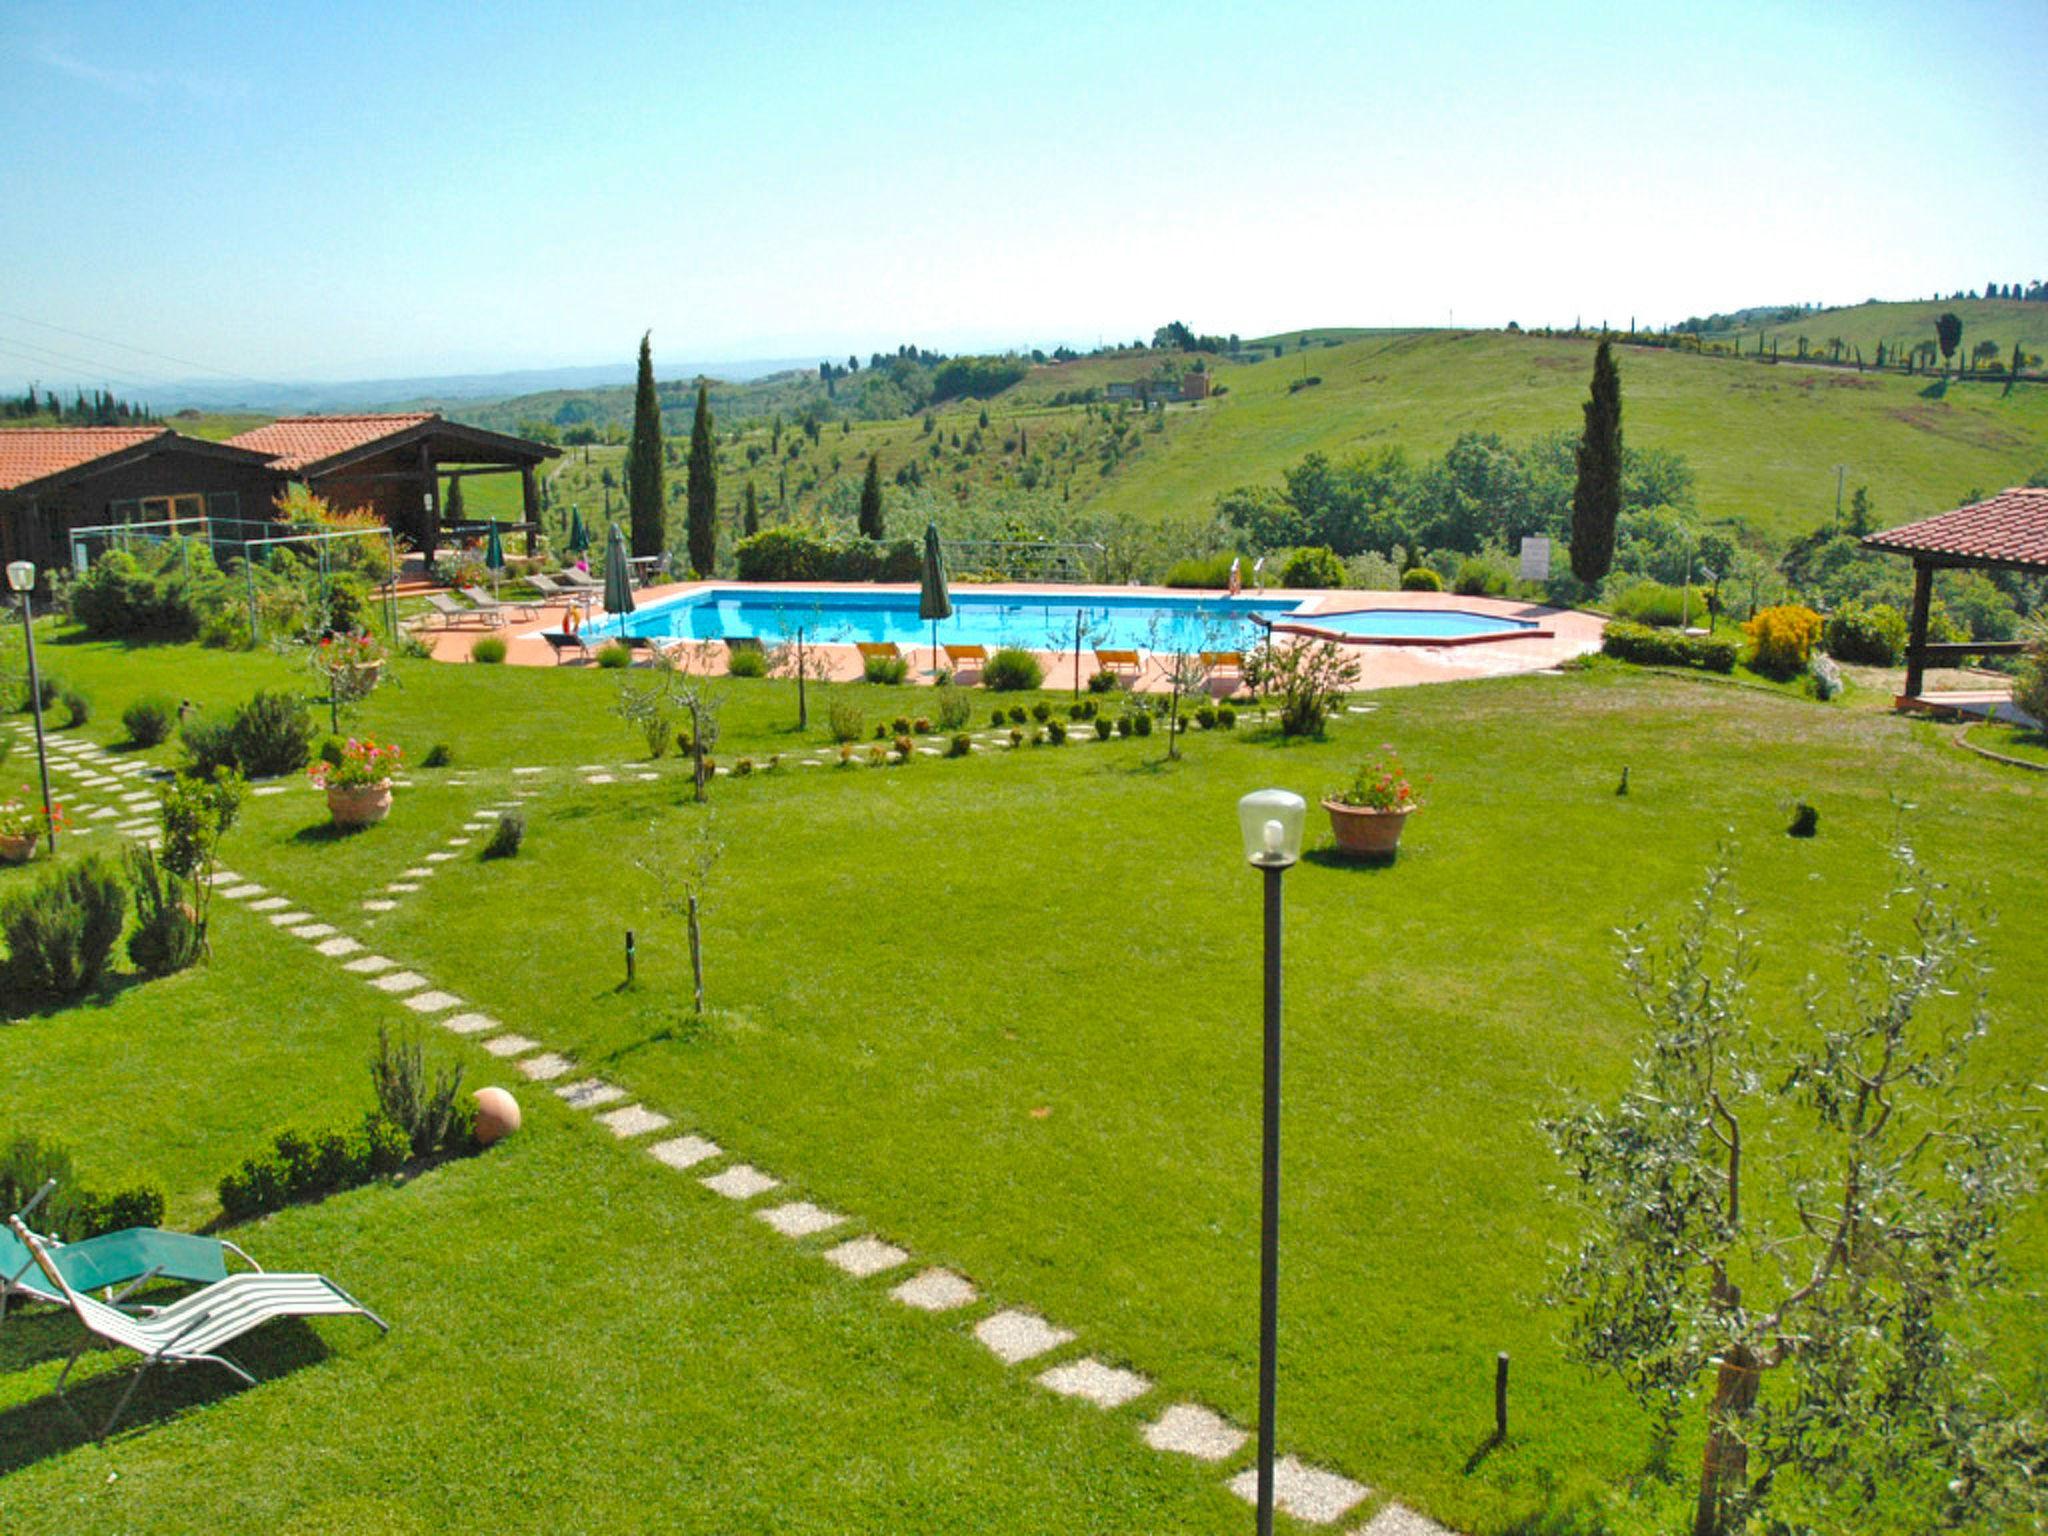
[604,522,636,627]
[567,506,590,555]
[484,520,506,597]
[919,521,952,673]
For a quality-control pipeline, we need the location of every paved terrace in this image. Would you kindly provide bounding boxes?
[413,582,1606,691]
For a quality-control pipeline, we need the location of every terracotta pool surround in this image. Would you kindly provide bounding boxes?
[416,581,1604,693]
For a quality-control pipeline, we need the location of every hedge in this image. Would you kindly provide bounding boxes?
[734,528,922,583]
[1602,621,1738,673]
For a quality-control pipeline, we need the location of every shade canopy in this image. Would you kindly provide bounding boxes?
[567,506,590,553]
[484,520,506,571]
[919,522,953,622]
[603,523,636,617]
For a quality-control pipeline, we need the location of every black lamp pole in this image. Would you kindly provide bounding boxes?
[14,575,56,855]
[1255,854,1284,1536]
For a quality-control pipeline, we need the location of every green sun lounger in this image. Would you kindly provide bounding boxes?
[2,1220,260,1318]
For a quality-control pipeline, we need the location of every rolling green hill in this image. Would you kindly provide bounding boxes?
[1731,297,2048,365]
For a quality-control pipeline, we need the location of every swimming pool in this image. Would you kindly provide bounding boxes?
[585,587,1540,649]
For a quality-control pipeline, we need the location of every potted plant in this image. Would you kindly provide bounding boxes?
[311,737,402,827]
[0,790,60,864]
[1323,747,1422,859]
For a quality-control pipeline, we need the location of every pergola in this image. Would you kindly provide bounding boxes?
[1862,487,2048,708]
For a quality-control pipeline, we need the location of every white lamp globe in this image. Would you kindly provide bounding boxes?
[1238,788,1306,868]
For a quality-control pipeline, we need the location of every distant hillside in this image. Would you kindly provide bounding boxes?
[1727,298,2048,364]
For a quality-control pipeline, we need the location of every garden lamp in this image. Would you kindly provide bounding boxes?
[1236,787,1305,1536]
[8,560,57,855]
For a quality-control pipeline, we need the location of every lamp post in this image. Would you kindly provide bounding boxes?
[1237,788,1306,1536]
[7,561,56,856]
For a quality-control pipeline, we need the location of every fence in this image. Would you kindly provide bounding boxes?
[945,539,1108,584]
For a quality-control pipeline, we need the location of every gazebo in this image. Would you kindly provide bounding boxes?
[1862,486,2047,711]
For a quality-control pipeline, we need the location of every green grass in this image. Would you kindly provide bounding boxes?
[1731,296,2048,364]
[1963,719,2048,767]
[5,628,2046,1533]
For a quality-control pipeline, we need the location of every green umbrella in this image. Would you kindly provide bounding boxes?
[918,522,953,673]
[484,520,505,597]
[567,506,590,554]
[604,522,636,623]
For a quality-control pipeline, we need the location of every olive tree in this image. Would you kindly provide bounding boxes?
[1545,848,2044,1536]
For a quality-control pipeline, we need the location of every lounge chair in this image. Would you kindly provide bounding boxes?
[943,643,988,675]
[856,642,903,664]
[421,591,501,630]
[558,568,601,590]
[1094,648,1142,677]
[2,1209,260,1323]
[1200,650,1244,675]
[7,1215,387,1442]
[539,630,592,664]
[464,585,538,622]
[528,573,582,604]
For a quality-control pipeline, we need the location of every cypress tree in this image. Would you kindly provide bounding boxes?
[743,480,759,536]
[626,332,664,557]
[445,475,465,525]
[686,381,717,578]
[1570,340,1622,584]
[858,453,884,540]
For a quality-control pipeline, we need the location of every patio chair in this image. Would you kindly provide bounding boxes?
[1094,648,1142,677]
[538,631,592,664]
[856,642,903,664]
[422,591,500,630]
[464,585,539,622]
[943,643,988,675]
[3,1212,261,1323]
[7,1216,386,1442]
[528,572,579,604]
[1200,650,1244,676]
[558,568,602,590]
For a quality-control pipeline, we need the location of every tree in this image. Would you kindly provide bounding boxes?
[1546,850,2044,1536]
[1972,339,2001,372]
[858,453,884,540]
[2006,339,2025,398]
[1935,311,1963,373]
[632,809,722,1015]
[444,475,465,526]
[1570,340,1623,583]
[626,332,665,558]
[686,382,717,578]
[742,480,759,537]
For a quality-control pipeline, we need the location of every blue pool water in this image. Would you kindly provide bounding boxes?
[586,588,1533,649]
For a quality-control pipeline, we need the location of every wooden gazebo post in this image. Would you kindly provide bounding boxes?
[521,464,539,555]
[1903,558,1934,700]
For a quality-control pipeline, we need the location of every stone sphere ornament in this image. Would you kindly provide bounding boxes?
[473,1086,521,1146]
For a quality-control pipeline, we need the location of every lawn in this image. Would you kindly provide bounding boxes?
[3,628,2045,1534]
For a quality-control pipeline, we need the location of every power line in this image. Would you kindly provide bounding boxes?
[0,307,271,385]
[0,337,167,389]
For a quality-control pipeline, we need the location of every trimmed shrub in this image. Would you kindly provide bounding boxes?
[19,672,60,713]
[484,812,525,859]
[828,699,865,743]
[59,687,93,727]
[1007,705,1028,725]
[947,733,971,758]
[891,715,913,736]
[1611,580,1710,628]
[596,640,632,668]
[422,742,453,768]
[1031,701,1051,723]
[1217,705,1237,729]
[1194,704,1218,729]
[984,648,1043,692]
[989,708,1006,728]
[892,734,915,759]
[734,528,922,582]
[725,646,767,677]
[1744,604,1824,678]
[1601,620,1738,673]
[1452,553,1513,597]
[863,652,909,684]
[126,844,202,977]
[934,688,972,731]
[1824,601,1909,666]
[1400,566,1444,592]
[912,716,932,735]
[1280,546,1346,589]
[471,634,508,664]
[1,855,128,1004]
[1132,711,1153,737]
[183,689,317,778]
[1116,713,1133,737]
[1087,668,1121,694]
[317,734,347,768]
[1163,552,1240,589]
[122,694,178,748]
[2013,645,2048,730]
[1094,716,1114,740]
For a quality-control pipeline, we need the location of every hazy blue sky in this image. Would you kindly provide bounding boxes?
[2,0,2042,386]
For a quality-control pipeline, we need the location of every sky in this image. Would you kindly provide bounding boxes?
[2,0,2044,390]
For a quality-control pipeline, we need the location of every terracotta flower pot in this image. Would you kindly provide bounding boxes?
[327,780,394,828]
[1322,799,1416,860]
[0,832,38,865]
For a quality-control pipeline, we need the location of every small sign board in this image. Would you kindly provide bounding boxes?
[1518,536,1551,582]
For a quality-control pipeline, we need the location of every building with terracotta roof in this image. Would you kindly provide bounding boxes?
[1863,486,2048,706]
[222,413,557,560]
[0,427,281,571]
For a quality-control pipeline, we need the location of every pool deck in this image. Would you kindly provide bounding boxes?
[413,581,1605,692]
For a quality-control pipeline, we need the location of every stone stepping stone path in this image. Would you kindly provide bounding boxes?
[595,1104,670,1139]
[438,1011,500,1036]
[701,1164,779,1201]
[368,970,428,994]
[315,937,364,957]
[482,1033,539,1057]
[362,898,397,913]
[1037,1358,1151,1410]
[823,1235,907,1277]
[516,1052,573,1081]
[1355,1506,1453,1536]
[974,1309,1073,1365]
[403,989,462,1013]
[645,1134,720,1171]
[290,922,339,940]
[890,1268,976,1313]
[557,1078,627,1111]
[1225,1457,1370,1526]
[755,1201,844,1239]
[267,910,314,926]
[1143,1403,1247,1462]
[343,954,396,974]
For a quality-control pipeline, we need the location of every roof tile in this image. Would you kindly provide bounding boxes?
[224,413,438,473]
[1863,488,2048,572]
[0,427,170,492]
